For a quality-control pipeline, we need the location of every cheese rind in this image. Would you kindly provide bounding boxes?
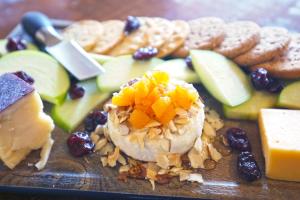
[259,109,300,182]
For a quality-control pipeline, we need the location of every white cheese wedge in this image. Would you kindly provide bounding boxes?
[0,73,54,169]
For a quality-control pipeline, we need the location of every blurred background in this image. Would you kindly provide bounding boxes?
[1,0,300,38]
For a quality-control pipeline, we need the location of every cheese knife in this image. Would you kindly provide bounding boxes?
[21,11,105,80]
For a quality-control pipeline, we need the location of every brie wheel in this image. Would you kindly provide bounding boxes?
[107,101,205,162]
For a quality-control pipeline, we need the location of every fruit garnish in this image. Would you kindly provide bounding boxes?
[250,68,284,93]
[6,37,27,52]
[226,128,251,152]
[124,16,141,35]
[184,56,194,71]
[69,84,85,99]
[13,71,34,85]
[84,110,108,132]
[237,151,261,182]
[133,46,158,60]
[67,131,95,157]
[112,71,199,127]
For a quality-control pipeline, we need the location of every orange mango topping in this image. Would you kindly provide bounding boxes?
[112,71,199,128]
[128,109,151,129]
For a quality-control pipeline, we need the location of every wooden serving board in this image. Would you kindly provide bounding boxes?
[0,21,300,200]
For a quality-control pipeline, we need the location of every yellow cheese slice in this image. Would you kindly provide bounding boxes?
[259,109,300,182]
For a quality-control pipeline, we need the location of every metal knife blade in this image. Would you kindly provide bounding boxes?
[22,11,105,80]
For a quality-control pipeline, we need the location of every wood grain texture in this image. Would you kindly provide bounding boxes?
[1,0,300,199]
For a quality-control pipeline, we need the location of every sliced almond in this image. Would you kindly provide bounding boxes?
[156,153,170,169]
[158,168,169,175]
[145,120,161,128]
[119,165,130,173]
[179,170,191,181]
[103,103,117,112]
[175,107,188,118]
[160,139,170,152]
[90,133,100,144]
[100,157,108,167]
[99,143,114,156]
[168,120,177,133]
[147,127,162,140]
[108,147,120,167]
[187,173,204,184]
[174,117,189,125]
[203,121,216,138]
[118,154,127,165]
[168,153,182,167]
[129,130,147,149]
[119,124,129,136]
[208,144,222,162]
[95,138,108,151]
[194,137,203,153]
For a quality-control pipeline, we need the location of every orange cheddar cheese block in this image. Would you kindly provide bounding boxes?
[258,109,300,182]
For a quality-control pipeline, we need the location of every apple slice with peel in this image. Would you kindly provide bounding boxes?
[88,53,114,64]
[52,79,110,132]
[154,59,200,83]
[278,81,300,109]
[0,39,38,56]
[97,55,163,92]
[0,50,70,104]
[223,91,278,120]
[191,50,252,106]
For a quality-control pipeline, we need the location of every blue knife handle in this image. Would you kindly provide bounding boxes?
[21,11,61,46]
[22,12,53,38]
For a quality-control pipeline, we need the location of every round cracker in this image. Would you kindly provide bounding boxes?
[107,18,148,56]
[171,45,190,58]
[251,34,300,79]
[92,20,125,54]
[214,21,260,58]
[62,20,103,51]
[234,27,290,66]
[140,17,174,49]
[157,20,190,58]
[185,17,226,50]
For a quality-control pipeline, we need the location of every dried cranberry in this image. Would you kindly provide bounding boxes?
[67,131,94,157]
[124,16,140,35]
[6,37,27,52]
[69,84,85,99]
[226,128,251,152]
[250,68,271,90]
[237,151,261,182]
[133,47,158,60]
[185,56,194,71]
[13,71,34,85]
[84,110,108,132]
[266,78,284,93]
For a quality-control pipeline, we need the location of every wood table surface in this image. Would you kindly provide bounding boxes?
[0,0,300,199]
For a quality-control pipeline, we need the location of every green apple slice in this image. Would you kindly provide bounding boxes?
[0,50,70,104]
[89,53,114,64]
[154,59,200,83]
[278,81,300,109]
[97,55,163,92]
[52,79,110,132]
[0,39,38,56]
[190,50,252,106]
[223,91,278,120]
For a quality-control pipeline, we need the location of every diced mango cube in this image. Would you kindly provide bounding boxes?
[112,86,135,106]
[128,109,151,129]
[152,96,172,118]
[158,104,176,124]
[152,71,169,85]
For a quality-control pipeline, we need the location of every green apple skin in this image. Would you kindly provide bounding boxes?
[51,79,110,132]
[0,39,38,56]
[190,50,252,107]
[154,59,200,83]
[89,53,114,64]
[278,81,300,109]
[0,50,70,105]
[223,91,278,120]
[97,55,163,92]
